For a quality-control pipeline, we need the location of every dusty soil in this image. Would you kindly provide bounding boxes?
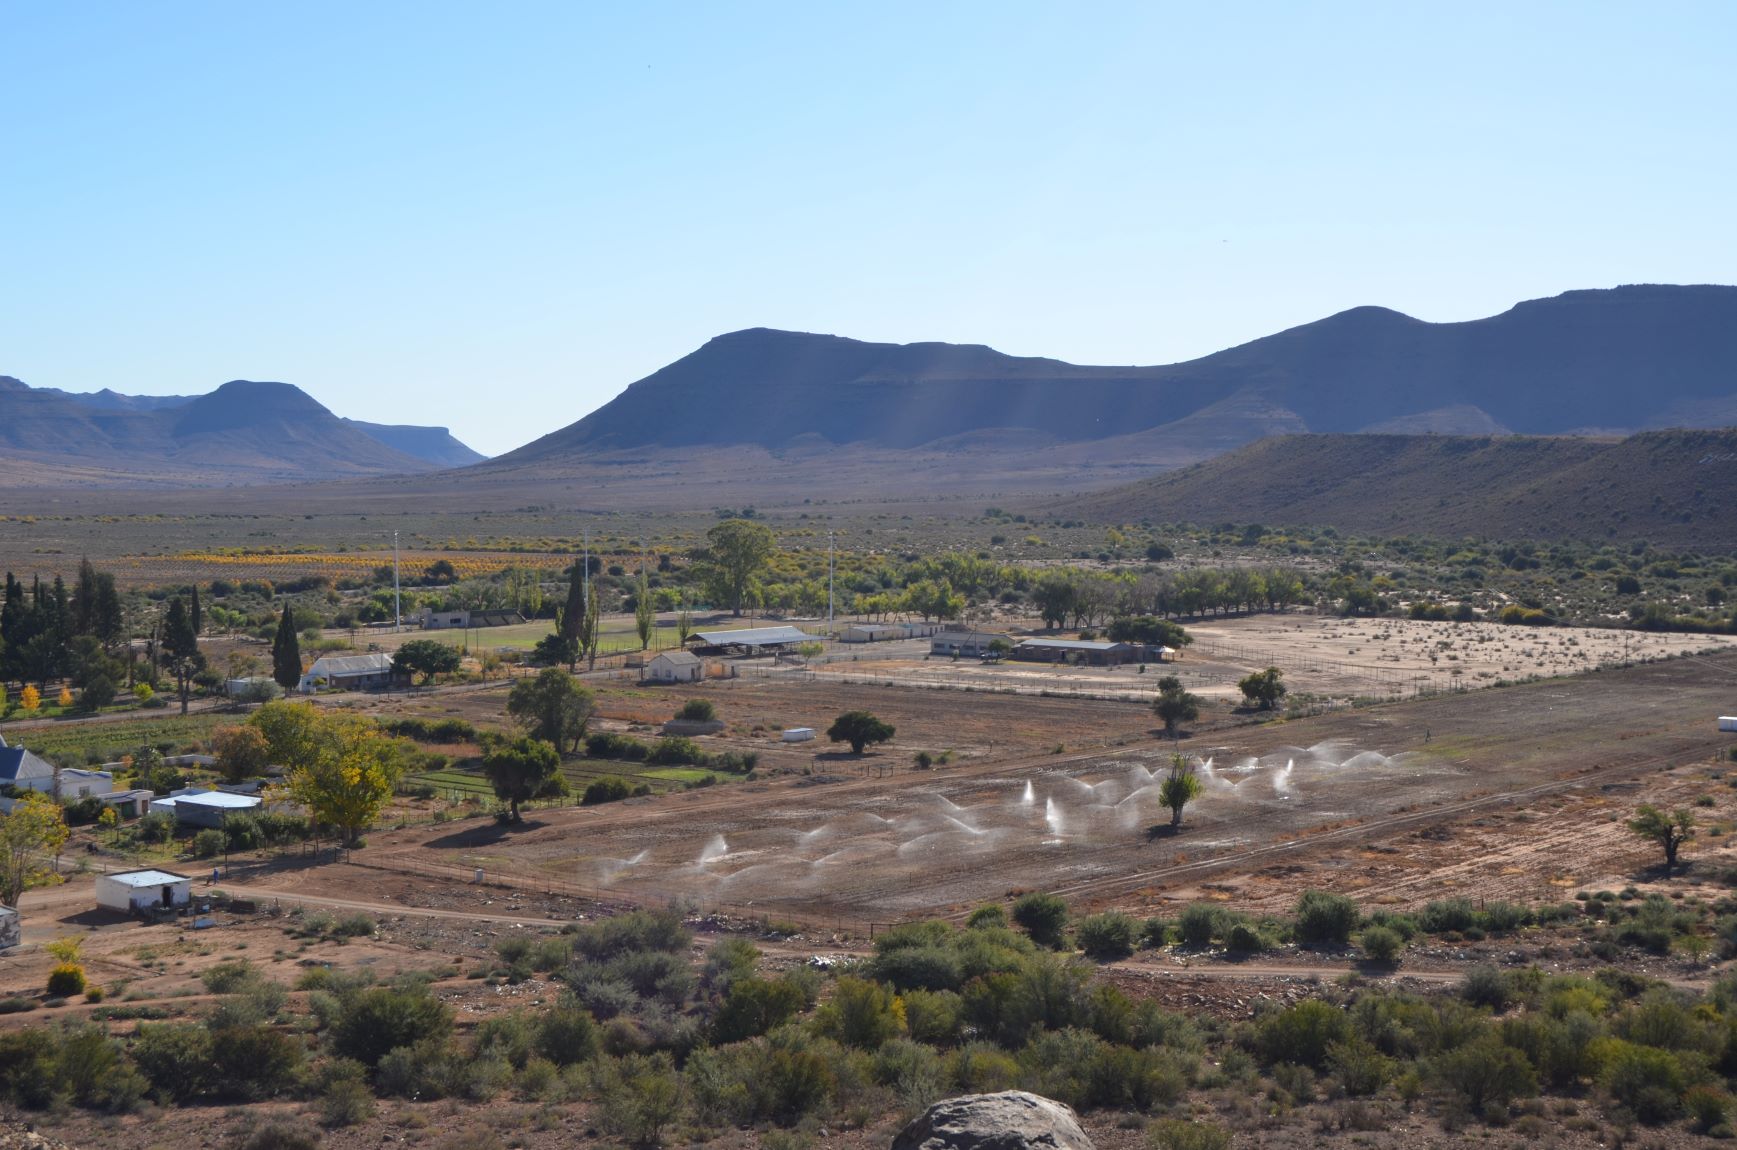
[280,650,1737,929]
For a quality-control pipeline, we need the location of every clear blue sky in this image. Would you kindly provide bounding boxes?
[4,2,1733,456]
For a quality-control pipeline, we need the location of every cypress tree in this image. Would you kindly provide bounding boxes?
[559,562,585,672]
[189,586,202,636]
[271,603,302,689]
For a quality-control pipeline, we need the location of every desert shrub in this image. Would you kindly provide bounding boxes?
[1362,909,1418,940]
[132,1023,218,1101]
[238,1120,324,1150]
[1686,1084,1730,1132]
[223,813,263,851]
[1177,903,1223,948]
[1420,898,1479,934]
[570,908,692,961]
[814,976,906,1049]
[1461,966,1514,1011]
[1148,1118,1231,1150]
[332,986,452,1067]
[712,977,809,1043]
[211,1024,304,1100]
[1139,918,1171,948]
[604,948,694,1004]
[702,937,760,990]
[1294,891,1360,945]
[192,828,226,859]
[0,997,36,1014]
[381,717,475,743]
[1256,1000,1353,1069]
[1076,912,1138,960]
[948,1040,1023,1093]
[474,1012,538,1070]
[331,913,376,938]
[1600,1039,1687,1124]
[676,699,716,722]
[1431,1035,1538,1116]
[202,959,261,994]
[1481,901,1532,933]
[582,775,635,805]
[47,963,87,997]
[0,1029,60,1108]
[1360,925,1403,964]
[1327,1036,1391,1096]
[1011,892,1070,949]
[495,936,534,965]
[966,904,1008,930]
[595,1052,683,1141]
[1223,921,1269,955]
[873,1037,947,1110]
[869,944,963,993]
[529,936,573,972]
[535,998,600,1066]
[902,988,964,1045]
[136,810,175,843]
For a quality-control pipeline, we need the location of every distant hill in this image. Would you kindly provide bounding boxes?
[498,285,1737,469]
[0,376,485,485]
[1050,429,1737,548]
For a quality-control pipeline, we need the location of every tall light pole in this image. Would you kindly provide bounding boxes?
[827,529,835,636]
[393,531,401,631]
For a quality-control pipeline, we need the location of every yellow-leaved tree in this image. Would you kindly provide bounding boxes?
[251,702,404,848]
[56,686,73,709]
[19,685,40,713]
[1,791,70,905]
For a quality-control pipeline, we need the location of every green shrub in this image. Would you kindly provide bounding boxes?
[1177,903,1222,948]
[1359,925,1403,964]
[585,732,648,761]
[1601,1039,1687,1125]
[1686,1084,1730,1133]
[1255,1000,1352,1069]
[1431,1036,1537,1116]
[1076,912,1138,960]
[582,776,635,805]
[712,977,809,1044]
[1148,1118,1231,1150]
[814,976,906,1049]
[0,997,36,1014]
[202,959,260,994]
[211,1024,304,1100]
[1420,898,1479,933]
[1140,918,1171,947]
[192,828,226,859]
[1011,892,1069,949]
[332,986,452,1067]
[238,1120,323,1150]
[676,699,716,722]
[331,913,375,938]
[1223,921,1268,955]
[867,945,963,993]
[902,988,964,1045]
[1461,965,1513,1011]
[1294,891,1360,945]
[966,905,1008,930]
[132,1023,218,1102]
[46,964,87,997]
[535,999,600,1066]
[647,736,705,765]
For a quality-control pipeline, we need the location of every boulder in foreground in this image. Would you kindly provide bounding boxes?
[891,1091,1094,1150]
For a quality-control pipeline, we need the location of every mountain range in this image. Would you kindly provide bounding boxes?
[0,376,484,485]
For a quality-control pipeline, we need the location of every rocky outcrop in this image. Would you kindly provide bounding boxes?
[891,1092,1094,1150]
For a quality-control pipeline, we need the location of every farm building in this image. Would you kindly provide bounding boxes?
[225,676,280,700]
[58,768,114,799]
[418,608,521,630]
[930,631,1011,659]
[299,652,400,693]
[841,624,908,643]
[644,650,704,683]
[0,737,57,794]
[1011,638,1139,666]
[781,727,817,743]
[0,905,18,951]
[150,789,263,828]
[691,625,816,653]
[97,870,192,914]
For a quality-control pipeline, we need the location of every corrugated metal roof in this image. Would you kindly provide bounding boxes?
[693,626,816,647]
[1017,638,1130,651]
[105,869,191,887]
[173,791,262,809]
[307,653,394,676]
[652,650,703,665]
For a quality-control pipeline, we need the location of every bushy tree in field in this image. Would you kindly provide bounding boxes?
[1152,676,1201,738]
[827,710,894,754]
[1628,805,1694,873]
[702,519,777,616]
[1237,666,1287,710]
[392,639,461,685]
[507,668,595,753]
[251,702,404,848]
[212,724,272,782]
[1158,754,1203,828]
[481,735,564,822]
[0,792,69,906]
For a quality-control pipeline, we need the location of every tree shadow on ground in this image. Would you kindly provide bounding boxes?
[1145,823,1184,841]
[424,818,551,850]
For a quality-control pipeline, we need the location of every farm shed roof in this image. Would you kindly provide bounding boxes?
[651,650,703,665]
[693,626,815,648]
[1016,638,1130,651]
[307,653,394,676]
[106,870,191,888]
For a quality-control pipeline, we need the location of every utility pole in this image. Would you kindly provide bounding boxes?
[827,529,835,637]
[393,531,402,632]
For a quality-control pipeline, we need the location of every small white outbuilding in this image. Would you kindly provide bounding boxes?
[96,870,192,914]
[781,727,817,743]
[644,650,705,683]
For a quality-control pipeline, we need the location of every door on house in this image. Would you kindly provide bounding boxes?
[162,887,174,907]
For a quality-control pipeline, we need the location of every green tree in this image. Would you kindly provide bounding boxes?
[827,710,895,754]
[1158,753,1204,828]
[1628,804,1695,873]
[0,791,70,905]
[557,561,586,672]
[163,597,204,714]
[635,570,656,651]
[1152,675,1202,738]
[481,736,564,822]
[270,604,301,690]
[392,639,462,685]
[506,668,595,753]
[1237,666,1287,710]
[704,519,776,616]
[270,709,406,847]
[212,724,272,783]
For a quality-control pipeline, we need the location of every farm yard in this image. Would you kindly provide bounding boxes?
[349,649,1737,926]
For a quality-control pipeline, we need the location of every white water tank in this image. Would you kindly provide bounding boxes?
[1721,716,1737,733]
[782,727,816,743]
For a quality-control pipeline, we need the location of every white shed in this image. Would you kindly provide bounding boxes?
[96,870,192,914]
[781,727,817,743]
[0,905,19,951]
[645,650,704,683]
[155,790,263,828]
